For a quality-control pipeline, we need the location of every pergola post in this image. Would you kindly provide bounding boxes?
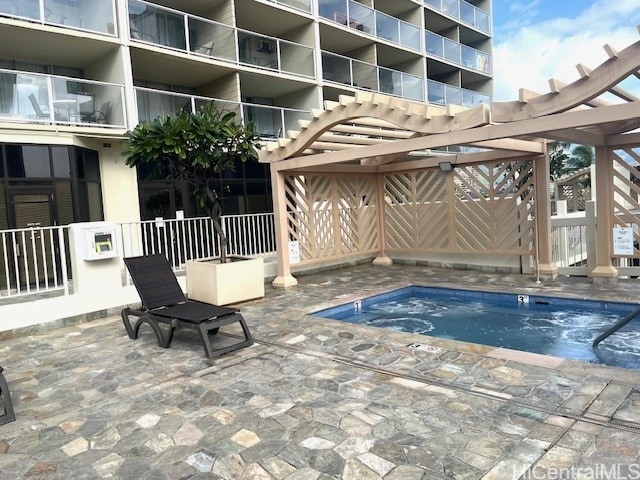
[533,152,558,280]
[270,167,298,289]
[373,173,393,266]
[589,146,618,284]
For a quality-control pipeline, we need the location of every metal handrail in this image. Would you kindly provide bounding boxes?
[592,305,640,347]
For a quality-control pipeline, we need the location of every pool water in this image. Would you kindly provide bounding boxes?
[312,286,640,369]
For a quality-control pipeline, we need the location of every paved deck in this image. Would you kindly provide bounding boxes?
[1,264,640,479]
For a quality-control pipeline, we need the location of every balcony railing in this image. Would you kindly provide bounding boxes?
[128,0,315,79]
[135,87,311,138]
[0,0,117,35]
[425,31,491,74]
[238,30,315,78]
[0,69,126,128]
[322,52,424,102]
[424,0,490,34]
[319,0,421,51]
[264,0,312,13]
[427,79,490,108]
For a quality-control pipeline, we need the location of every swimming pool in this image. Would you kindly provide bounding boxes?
[312,286,640,369]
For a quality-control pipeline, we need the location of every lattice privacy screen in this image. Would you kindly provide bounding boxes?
[384,159,536,255]
[612,148,640,258]
[284,174,378,263]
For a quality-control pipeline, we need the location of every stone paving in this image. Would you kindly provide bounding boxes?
[1,263,640,479]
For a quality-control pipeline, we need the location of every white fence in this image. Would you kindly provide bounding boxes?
[550,200,640,277]
[0,213,276,299]
[0,225,70,299]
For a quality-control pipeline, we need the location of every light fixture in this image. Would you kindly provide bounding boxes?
[438,161,453,172]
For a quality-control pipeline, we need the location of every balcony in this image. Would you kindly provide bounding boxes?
[427,79,490,108]
[128,0,315,79]
[0,69,125,128]
[238,31,315,78]
[322,51,424,102]
[264,0,312,13]
[135,87,311,139]
[425,31,491,74]
[319,0,421,51]
[0,0,117,35]
[424,0,491,34]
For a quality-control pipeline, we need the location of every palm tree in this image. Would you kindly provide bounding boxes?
[565,145,594,171]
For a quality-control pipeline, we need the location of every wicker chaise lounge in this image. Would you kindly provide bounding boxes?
[122,255,253,358]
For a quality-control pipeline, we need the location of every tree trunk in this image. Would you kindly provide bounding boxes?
[205,185,228,263]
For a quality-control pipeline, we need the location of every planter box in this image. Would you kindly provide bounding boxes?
[186,256,265,306]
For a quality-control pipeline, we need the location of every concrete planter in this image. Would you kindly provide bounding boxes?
[186,256,265,306]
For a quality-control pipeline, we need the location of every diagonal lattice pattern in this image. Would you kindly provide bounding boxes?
[384,159,535,255]
[284,174,378,263]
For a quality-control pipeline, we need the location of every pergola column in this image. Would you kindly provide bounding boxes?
[533,152,558,280]
[589,146,618,284]
[270,167,298,289]
[373,173,393,266]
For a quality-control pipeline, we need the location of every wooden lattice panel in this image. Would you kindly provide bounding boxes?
[384,159,535,255]
[385,171,449,251]
[284,174,378,263]
[612,148,640,257]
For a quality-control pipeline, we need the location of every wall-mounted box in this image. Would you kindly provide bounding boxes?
[76,223,119,261]
[68,221,121,296]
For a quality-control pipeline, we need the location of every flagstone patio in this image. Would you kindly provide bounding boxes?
[1,264,639,479]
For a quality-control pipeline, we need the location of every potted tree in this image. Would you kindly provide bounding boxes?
[123,102,265,305]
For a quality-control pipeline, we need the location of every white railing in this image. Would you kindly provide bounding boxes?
[0,213,276,299]
[0,225,69,298]
[551,201,594,275]
[118,213,276,285]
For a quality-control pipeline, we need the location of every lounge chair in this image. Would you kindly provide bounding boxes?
[122,254,253,358]
[0,366,16,425]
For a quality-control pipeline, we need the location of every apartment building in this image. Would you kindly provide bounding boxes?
[0,0,492,231]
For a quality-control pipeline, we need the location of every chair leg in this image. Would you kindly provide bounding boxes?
[0,369,16,425]
[197,314,253,358]
[122,308,175,348]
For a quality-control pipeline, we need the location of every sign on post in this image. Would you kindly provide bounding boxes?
[613,227,634,255]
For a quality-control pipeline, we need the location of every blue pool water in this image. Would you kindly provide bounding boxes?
[312,286,640,369]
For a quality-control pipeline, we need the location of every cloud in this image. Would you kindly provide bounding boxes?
[492,0,640,101]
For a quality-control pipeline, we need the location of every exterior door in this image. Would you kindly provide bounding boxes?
[9,189,56,287]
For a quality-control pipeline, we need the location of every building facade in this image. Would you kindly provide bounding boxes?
[0,0,492,229]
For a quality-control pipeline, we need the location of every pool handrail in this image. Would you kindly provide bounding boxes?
[592,304,640,347]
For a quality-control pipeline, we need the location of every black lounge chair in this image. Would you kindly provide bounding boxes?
[0,366,16,425]
[122,255,253,358]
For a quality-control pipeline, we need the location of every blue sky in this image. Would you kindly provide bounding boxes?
[491,0,640,100]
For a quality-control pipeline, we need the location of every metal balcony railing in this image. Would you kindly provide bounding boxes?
[425,31,491,74]
[427,79,491,108]
[134,87,311,138]
[318,0,421,51]
[0,0,117,35]
[128,0,315,79]
[0,69,126,128]
[322,51,425,102]
[424,0,491,34]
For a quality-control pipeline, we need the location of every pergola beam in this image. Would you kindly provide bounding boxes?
[272,101,640,171]
[492,39,640,122]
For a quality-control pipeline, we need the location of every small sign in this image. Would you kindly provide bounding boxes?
[155,217,164,228]
[354,300,362,313]
[408,343,442,354]
[175,210,184,220]
[518,295,529,306]
[613,227,634,255]
[288,240,300,264]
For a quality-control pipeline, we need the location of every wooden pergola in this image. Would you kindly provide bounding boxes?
[260,32,640,288]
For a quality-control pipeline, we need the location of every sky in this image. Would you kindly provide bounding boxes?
[491,0,640,101]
